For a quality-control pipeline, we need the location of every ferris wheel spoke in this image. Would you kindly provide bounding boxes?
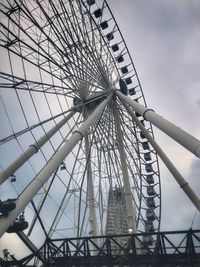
[67,3,106,71]
[0,110,75,185]
[66,3,113,91]
[118,110,142,173]
[47,140,87,238]
[0,19,71,79]
[121,142,143,217]
[28,165,59,237]
[94,112,123,188]
[0,72,75,96]
[35,0,108,89]
[76,114,105,237]
[59,1,102,82]
[26,112,85,237]
[0,6,78,90]
[0,45,75,95]
[34,0,83,85]
[68,1,115,89]
[0,107,73,145]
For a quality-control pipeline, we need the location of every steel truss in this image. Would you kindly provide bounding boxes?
[1,229,200,266]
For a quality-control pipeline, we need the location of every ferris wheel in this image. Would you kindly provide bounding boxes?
[0,0,199,260]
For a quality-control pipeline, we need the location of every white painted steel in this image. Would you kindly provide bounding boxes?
[114,103,137,233]
[116,91,200,159]
[84,133,98,237]
[122,101,200,211]
[0,111,76,185]
[0,94,112,238]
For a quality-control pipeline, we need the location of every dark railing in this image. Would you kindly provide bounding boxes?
[1,229,200,266]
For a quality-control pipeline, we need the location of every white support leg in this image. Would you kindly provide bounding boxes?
[0,94,112,238]
[83,107,98,253]
[113,103,137,234]
[116,91,200,159]
[122,100,200,211]
[83,108,98,237]
[84,134,98,237]
[0,110,76,185]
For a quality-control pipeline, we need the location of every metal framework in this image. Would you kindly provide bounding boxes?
[0,0,200,265]
[0,0,162,243]
[1,229,200,266]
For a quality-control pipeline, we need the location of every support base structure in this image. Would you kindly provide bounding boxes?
[0,229,200,266]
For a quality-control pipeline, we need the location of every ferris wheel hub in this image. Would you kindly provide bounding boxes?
[73,92,108,112]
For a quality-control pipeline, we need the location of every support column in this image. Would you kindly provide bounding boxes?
[83,107,98,251]
[84,133,98,237]
[0,110,76,185]
[121,100,200,211]
[0,94,112,237]
[116,91,200,159]
[113,102,137,233]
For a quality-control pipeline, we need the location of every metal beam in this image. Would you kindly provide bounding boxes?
[118,94,200,211]
[0,110,76,185]
[116,91,200,159]
[83,107,98,239]
[28,167,59,236]
[84,133,98,237]
[17,231,45,263]
[113,101,137,233]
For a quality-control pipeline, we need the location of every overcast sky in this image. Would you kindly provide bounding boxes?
[109,0,200,231]
[1,0,200,260]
